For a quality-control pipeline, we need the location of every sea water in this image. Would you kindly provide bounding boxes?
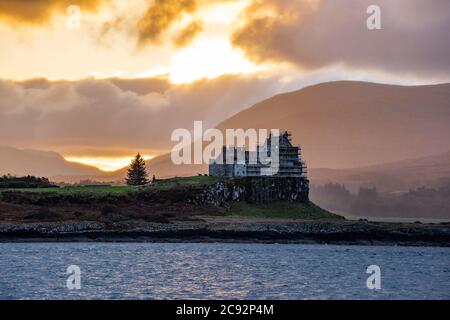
[0,243,448,300]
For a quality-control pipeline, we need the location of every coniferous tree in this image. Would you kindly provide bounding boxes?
[125,153,149,185]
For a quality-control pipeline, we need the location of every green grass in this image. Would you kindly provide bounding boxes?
[0,176,218,194]
[227,201,345,220]
[0,185,139,194]
[151,176,219,190]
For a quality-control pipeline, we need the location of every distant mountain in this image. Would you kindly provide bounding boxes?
[0,146,103,177]
[309,150,450,193]
[143,81,450,179]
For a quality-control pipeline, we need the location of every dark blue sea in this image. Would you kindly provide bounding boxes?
[0,243,448,300]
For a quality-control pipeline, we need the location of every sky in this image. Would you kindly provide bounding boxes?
[0,0,449,171]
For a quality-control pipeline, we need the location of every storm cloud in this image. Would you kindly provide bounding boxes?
[232,0,450,78]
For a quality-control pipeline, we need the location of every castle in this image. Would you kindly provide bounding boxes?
[209,131,307,178]
[208,131,309,203]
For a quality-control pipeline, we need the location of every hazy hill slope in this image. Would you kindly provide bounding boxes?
[0,146,103,177]
[309,150,450,192]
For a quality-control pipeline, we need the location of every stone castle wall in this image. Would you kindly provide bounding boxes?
[244,176,309,203]
[197,176,309,206]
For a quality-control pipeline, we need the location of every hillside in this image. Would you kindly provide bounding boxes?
[310,150,450,192]
[0,146,103,177]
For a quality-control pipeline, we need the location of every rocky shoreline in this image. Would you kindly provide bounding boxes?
[1,219,449,246]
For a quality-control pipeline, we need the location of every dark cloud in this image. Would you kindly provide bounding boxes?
[232,0,450,78]
[0,0,216,48]
[173,20,203,47]
[0,0,102,24]
[137,0,198,46]
[136,0,237,48]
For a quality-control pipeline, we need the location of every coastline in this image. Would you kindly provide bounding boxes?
[1,218,449,247]
[2,178,448,247]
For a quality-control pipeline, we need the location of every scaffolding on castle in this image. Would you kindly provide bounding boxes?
[209,131,308,179]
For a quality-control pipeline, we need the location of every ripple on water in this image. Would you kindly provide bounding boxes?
[0,243,449,300]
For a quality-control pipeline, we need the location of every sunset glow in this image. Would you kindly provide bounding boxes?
[134,0,262,84]
[0,0,259,84]
[137,38,262,84]
[65,155,154,172]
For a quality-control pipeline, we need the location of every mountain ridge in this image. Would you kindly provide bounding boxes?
[0,146,103,177]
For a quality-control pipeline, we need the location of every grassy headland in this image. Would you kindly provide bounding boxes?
[151,176,219,190]
[0,176,340,224]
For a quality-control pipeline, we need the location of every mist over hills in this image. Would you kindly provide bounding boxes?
[0,146,102,177]
[310,150,450,193]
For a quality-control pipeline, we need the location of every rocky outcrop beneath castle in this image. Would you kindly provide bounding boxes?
[194,181,245,207]
[244,177,309,203]
[195,177,309,206]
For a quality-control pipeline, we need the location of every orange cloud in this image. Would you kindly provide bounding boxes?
[136,0,237,48]
[137,0,199,46]
[0,0,103,25]
[173,20,203,47]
